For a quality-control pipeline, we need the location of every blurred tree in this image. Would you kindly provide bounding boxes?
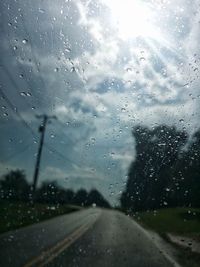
[173,130,200,207]
[73,189,88,206]
[36,181,62,204]
[121,125,188,211]
[0,169,30,201]
[0,172,111,207]
[87,189,110,208]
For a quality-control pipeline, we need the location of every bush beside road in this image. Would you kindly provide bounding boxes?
[0,200,81,234]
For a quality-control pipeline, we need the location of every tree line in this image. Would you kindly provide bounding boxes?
[121,125,200,212]
[0,170,110,208]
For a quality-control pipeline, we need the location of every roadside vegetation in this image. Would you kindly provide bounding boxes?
[119,125,200,266]
[0,200,80,234]
[121,125,200,212]
[134,207,200,267]
[0,169,110,234]
[134,207,200,235]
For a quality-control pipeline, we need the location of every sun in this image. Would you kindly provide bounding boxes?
[103,0,161,40]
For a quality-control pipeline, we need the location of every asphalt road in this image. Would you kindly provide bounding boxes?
[0,208,178,267]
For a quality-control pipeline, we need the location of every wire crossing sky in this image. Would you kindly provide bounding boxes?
[0,0,200,205]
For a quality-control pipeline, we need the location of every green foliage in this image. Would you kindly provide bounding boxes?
[135,208,200,235]
[0,170,110,208]
[121,125,200,211]
[0,169,30,201]
[0,200,80,234]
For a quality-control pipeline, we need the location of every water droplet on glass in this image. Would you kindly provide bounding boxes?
[126,67,132,72]
[70,67,76,72]
[39,8,45,13]
[20,92,27,96]
[65,47,71,52]
[54,67,59,72]
[13,46,17,51]
[22,39,28,44]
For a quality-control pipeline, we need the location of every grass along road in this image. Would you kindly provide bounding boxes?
[134,207,200,235]
[0,200,81,234]
[133,207,200,267]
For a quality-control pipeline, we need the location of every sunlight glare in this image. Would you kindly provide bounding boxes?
[104,0,160,40]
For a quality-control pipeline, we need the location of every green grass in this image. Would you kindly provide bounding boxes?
[134,207,200,235]
[0,200,81,234]
[134,208,200,266]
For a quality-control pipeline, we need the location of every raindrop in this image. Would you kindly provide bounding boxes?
[13,46,17,51]
[70,66,76,72]
[54,67,59,72]
[20,92,27,96]
[31,106,36,110]
[22,39,28,44]
[39,8,45,13]
[126,67,132,72]
[179,119,184,123]
[121,107,126,112]
[140,57,145,61]
[27,92,32,97]
[50,134,55,138]
[3,112,8,117]
[65,47,71,52]
[19,74,24,78]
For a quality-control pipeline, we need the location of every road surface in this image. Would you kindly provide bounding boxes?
[0,208,178,267]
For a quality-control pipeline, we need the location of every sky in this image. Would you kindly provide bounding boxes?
[0,0,200,205]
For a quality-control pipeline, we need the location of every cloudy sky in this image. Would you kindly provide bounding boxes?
[0,0,200,205]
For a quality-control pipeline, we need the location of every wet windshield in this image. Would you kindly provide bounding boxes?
[0,1,200,267]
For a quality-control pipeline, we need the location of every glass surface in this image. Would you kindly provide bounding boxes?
[0,1,200,266]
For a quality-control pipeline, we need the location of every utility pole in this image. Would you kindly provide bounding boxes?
[32,114,56,195]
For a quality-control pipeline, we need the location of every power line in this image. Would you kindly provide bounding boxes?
[32,115,56,193]
[0,87,36,138]
[44,143,81,168]
[0,142,35,163]
[1,20,45,109]
[55,119,78,146]
[1,10,82,173]
[0,86,79,168]
[20,13,48,95]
